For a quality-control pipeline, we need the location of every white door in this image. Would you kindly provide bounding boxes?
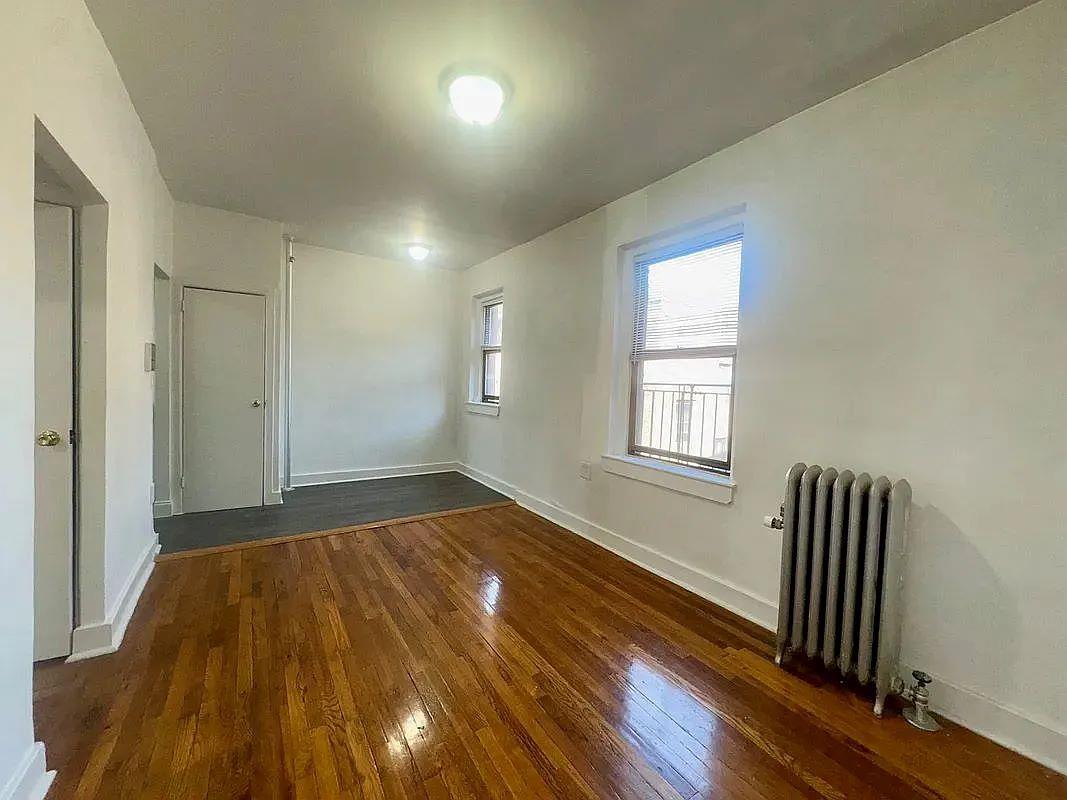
[182,287,266,512]
[34,201,74,661]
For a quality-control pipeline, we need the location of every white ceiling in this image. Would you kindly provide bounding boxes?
[85,0,1033,269]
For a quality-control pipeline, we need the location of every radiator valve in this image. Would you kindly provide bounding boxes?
[763,504,785,530]
[901,670,941,732]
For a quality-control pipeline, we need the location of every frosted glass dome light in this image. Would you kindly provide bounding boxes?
[407,244,432,262]
[448,74,506,125]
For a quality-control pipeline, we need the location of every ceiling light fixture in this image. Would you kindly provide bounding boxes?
[446,72,507,126]
[407,244,431,262]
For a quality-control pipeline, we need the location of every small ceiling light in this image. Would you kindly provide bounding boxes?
[407,244,431,262]
[447,74,506,126]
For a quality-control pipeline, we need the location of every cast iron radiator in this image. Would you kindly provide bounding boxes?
[773,463,911,716]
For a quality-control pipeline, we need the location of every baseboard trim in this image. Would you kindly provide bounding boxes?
[455,463,777,630]
[291,461,460,487]
[456,462,1067,776]
[68,535,160,662]
[152,500,172,518]
[265,489,284,505]
[899,661,1067,775]
[0,742,53,800]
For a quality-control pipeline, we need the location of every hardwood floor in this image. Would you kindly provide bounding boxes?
[36,505,1065,799]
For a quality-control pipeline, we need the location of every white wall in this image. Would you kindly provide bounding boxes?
[1,0,173,795]
[173,202,284,296]
[456,0,1067,773]
[289,244,459,483]
[171,202,286,507]
[0,18,38,794]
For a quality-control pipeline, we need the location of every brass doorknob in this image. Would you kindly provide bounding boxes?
[250,400,262,408]
[37,429,62,447]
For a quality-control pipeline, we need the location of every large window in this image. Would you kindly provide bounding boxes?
[629,233,742,473]
[479,296,502,403]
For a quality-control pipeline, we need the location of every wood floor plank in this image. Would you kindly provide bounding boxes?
[34,505,1067,799]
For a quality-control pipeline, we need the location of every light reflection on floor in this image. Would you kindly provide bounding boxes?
[387,707,430,759]
[480,572,502,615]
[624,655,724,792]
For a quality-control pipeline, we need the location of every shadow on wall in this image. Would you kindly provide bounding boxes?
[902,504,1019,693]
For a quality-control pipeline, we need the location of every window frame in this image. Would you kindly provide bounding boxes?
[625,226,743,476]
[480,299,502,403]
[469,289,503,411]
[481,350,501,404]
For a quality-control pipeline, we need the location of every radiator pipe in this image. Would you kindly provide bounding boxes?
[896,670,942,731]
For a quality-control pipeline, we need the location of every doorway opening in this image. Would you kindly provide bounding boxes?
[152,268,173,518]
[32,120,108,667]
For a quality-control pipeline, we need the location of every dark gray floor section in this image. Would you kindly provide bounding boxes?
[155,471,509,554]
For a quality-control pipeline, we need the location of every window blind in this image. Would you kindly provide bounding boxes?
[632,235,742,360]
[483,301,502,347]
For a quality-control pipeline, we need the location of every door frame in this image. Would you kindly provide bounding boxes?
[34,119,113,660]
[177,284,272,511]
[151,266,175,518]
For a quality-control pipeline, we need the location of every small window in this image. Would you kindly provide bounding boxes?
[480,299,502,403]
[629,234,742,473]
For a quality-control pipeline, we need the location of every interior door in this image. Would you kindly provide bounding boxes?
[182,287,266,512]
[34,201,74,661]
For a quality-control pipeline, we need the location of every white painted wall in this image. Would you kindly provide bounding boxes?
[289,244,459,483]
[0,43,39,789]
[173,203,284,296]
[456,0,1067,772]
[171,202,286,507]
[1,0,173,795]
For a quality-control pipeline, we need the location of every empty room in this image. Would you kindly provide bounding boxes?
[3,1,1066,798]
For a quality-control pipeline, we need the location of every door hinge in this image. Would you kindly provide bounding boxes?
[180,475,186,488]
[68,428,76,445]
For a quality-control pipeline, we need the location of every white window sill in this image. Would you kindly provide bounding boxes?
[600,453,734,504]
[466,401,500,417]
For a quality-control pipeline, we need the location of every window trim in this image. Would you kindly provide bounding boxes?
[466,401,501,417]
[468,289,503,412]
[604,209,745,502]
[600,453,735,504]
[626,227,742,475]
